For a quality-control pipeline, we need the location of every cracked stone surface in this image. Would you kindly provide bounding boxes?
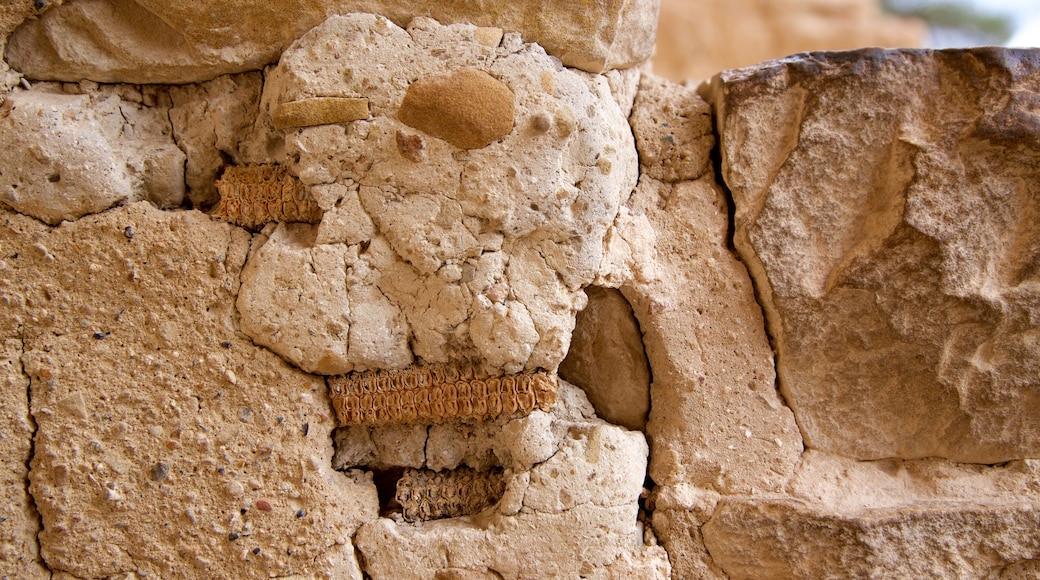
[342,381,670,579]
[0,85,185,224]
[1,6,1039,579]
[238,14,639,375]
[1,203,376,579]
[715,48,1040,462]
[623,73,802,494]
[0,299,46,578]
[5,0,659,83]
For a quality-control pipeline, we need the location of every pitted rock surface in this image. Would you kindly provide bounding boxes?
[715,48,1040,462]
[238,14,639,375]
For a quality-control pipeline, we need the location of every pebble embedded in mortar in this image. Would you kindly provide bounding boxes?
[398,68,516,149]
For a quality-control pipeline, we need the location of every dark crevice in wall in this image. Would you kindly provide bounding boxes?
[355,541,372,580]
[369,467,407,517]
[18,327,51,576]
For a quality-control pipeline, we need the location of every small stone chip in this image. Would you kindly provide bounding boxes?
[398,69,515,150]
[272,97,370,129]
[151,462,170,482]
[256,499,272,511]
[473,27,503,47]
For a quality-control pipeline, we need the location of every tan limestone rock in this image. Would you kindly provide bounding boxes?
[560,286,651,431]
[5,0,659,84]
[629,74,714,183]
[398,69,515,150]
[348,383,669,578]
[239,15,638,375]
[0,87,185,224]
[788,451,1040,512]
[653,0,927,82]
[237,222,413,375]
[623,74,802,494]
[715,48,1040,462]
[2,203,376,579]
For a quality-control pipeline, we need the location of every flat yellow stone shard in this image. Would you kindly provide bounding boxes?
[272,97,370,129]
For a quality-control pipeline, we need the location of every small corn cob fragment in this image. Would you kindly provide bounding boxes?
[212,164,323,230]
[396,466,506,522]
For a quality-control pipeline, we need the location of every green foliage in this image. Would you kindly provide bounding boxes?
[882,0,1013,44]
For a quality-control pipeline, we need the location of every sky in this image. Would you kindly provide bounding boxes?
[965,0,1040,47]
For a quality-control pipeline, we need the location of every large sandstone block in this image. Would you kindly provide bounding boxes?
[624,75,802,494]
[705,500,1040,579]
[715,48,1040,462]
[2,204,376,579]
[5,0,659,84]
[238,15,639,376]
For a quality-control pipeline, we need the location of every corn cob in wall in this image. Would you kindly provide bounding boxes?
[396,466,506,522]
[212,164,323,229]
[328,363,558,427]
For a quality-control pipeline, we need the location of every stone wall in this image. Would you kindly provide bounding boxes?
[1,2,1038,579]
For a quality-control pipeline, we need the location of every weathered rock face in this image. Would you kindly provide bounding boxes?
[4,0,659,83]
[0,278,46,578]
[3,3,1040,578]
[345,382,670,579]
[705,500,1040,579]
[716,48,1040,463]
[238,14,639,375]
[677,451,1040,580]
[0,86,185,224]
[622,73,803,578]
[1,203,376,579]
[653,0,926,81]
[624,74,802,494]
[168,73,269,208]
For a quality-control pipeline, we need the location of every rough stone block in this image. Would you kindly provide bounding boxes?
[703,499,1040,579]
[239,14,638,375]
[624,74,802,494]
[2,204,376,578]
[715,48,1040,462]
[5,0,660,83]
[0,89,184,224]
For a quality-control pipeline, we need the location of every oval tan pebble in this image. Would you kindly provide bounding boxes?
[328,362,559,427]
[398,68,515,150]
[212,164,323,230]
